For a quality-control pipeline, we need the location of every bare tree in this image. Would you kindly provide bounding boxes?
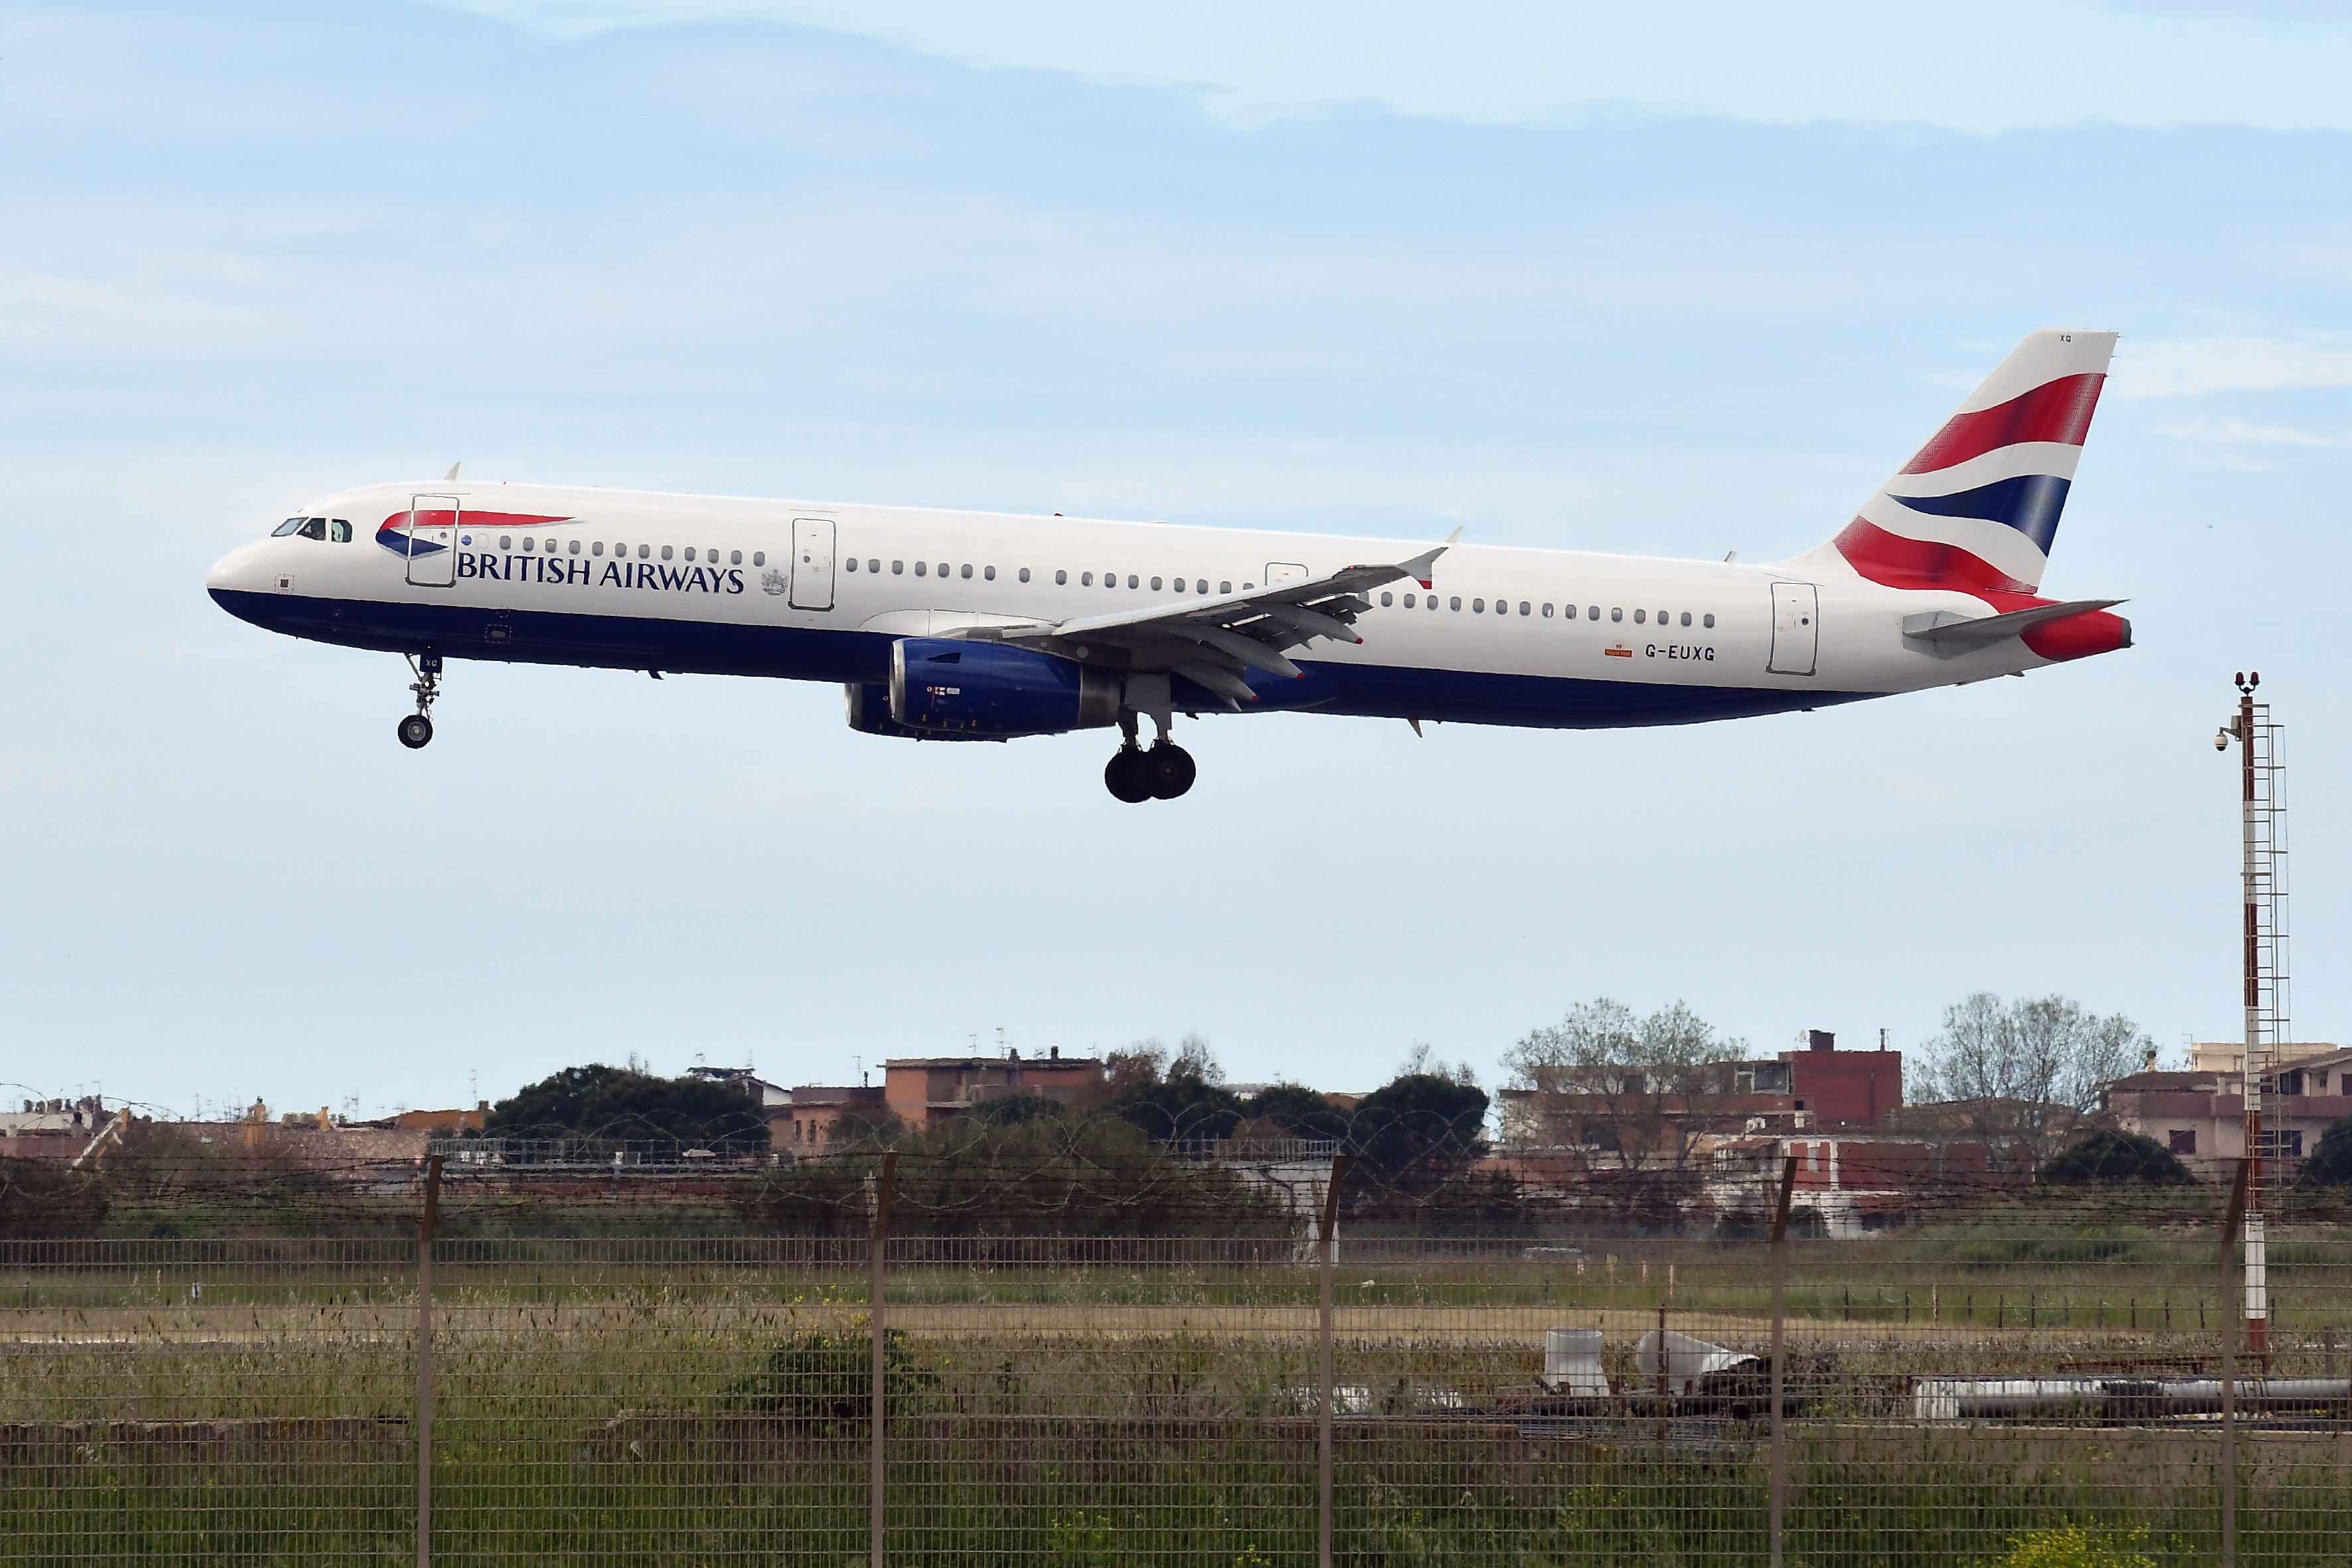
[1504,998,1745,1169]
[1914,992,2152,1172]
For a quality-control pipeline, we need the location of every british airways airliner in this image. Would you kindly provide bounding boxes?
[207,330,2128,801]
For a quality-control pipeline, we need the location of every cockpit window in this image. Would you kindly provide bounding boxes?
[272,516,306,536]
[330,519,352,542]
[295,518,328,540]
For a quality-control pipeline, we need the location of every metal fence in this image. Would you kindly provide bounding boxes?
[5,1159,2350,1564]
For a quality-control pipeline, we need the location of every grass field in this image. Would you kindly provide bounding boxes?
[5,1233,2351,1563]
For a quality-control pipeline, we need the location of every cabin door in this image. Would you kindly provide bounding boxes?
[406,494,460,588]
[1768,582,1818,676]
[790,518,836,610]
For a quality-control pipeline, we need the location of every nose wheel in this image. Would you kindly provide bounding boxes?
[398,652,443,749]
[1103,741,1196,802]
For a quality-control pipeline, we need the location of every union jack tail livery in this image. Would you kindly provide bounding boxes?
[1821,329,2114,598]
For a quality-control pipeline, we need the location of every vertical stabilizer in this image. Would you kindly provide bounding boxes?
[1794,330,2116,595]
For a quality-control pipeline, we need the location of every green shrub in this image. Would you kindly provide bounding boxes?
[723,1324,939,1421]
[1992,1522,2156,1568]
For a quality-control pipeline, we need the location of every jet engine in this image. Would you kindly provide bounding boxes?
[846,639,1121,740]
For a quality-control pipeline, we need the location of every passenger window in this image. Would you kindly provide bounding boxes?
[1427,597,1439,611]
[1127,574,1138,589]
[1403,593,1416,607]
[1244,582,1255,590]
[868,560,879,573]
[1588,605,1599,620]
[731,550,742,566]
[1473,597,1485,613]
[984,566,996,580]
[846,557,858,572]
[660,545,673,560]
[1656,609,1666,623]
[1055,570,1067,585]
[1082,572,1093,586]
[1450,596,1462,611]
[916,561,927,576]
[1541,603,1553,617]
[273,516,306,536]
[1379,591,1393,607]
[331,520,353,543]
[1219,581,1231,594]
[1610,607,1622,622]
[961,564,973,580]
[755,552,767,566]
[1633,609,1644,623]
[1152,576,1164,591]
[639,544,650,558]
[499,536,512,551]
[892,560,903,574]
[1703,613,1715,629]
[1520,601,1530,616]
[1680,611,1691,627]
[1020,568,1031,582]
[568,539,580,555]
[683,547,694,561]
[937,562,949,578]
[593,542,605,556]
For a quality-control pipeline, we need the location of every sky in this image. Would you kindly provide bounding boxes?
[3,1,2350,1121]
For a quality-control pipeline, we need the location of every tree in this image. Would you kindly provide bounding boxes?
[2039,1129,2194,1186]
[1237,1083,1352,1144]
[1913,994,2151,1174]
[1502,998,1746,1170]
[1348,1072,1489,1188]
[2303,1116,2352,1187]
[1103,1044,1245,1144]
[484,1063,767,1153]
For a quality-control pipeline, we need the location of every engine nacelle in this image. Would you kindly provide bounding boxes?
[859,639,1121,740]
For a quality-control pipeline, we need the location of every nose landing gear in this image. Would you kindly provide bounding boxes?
[398,652,443,749]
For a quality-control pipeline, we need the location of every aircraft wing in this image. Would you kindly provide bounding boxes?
[947,538,1454,707]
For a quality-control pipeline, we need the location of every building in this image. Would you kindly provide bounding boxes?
[1495,1030,1903,1162]
[1778,1032,1902,1126]
[769,1085,889,1156]
[1703,1132,2006,1238]
[883,1050,1105,1129]
[2101,1045,2352,1178]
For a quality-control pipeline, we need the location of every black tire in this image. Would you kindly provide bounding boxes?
[1103,747,1153,803]
[1146,743,1196,799]
[397,714,434,749]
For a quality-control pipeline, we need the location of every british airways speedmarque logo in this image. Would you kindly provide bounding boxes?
[375,509,573,558]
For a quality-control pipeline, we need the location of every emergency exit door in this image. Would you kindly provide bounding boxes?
[1768,582,1818,676]
[406,494,459,588]
[790,518,835,610]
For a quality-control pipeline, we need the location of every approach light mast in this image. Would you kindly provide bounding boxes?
[2217,672,2286,1355]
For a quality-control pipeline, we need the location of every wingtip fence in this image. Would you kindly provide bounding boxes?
[5,1143,2351,1563]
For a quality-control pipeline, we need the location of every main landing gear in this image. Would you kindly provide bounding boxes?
[1103,713,1196,803]
[398,652,443,749]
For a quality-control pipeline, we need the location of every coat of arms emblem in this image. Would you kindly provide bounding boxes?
[760,568,789,596]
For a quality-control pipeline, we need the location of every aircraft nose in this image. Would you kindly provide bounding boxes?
[206,540,269,595]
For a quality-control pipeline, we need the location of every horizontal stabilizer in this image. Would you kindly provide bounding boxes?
[1902,598,2120,653]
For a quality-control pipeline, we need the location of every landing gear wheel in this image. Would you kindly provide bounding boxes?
[1104,746,1153,803]
[1146,742,1196,799]
[397,713,435,749]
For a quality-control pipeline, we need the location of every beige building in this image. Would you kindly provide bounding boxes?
[2102,1044,2352,1177]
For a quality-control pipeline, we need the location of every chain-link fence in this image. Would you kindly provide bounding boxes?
[5,1151,2350,1564]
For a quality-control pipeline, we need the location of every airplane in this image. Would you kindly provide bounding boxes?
[207,329,2129,802]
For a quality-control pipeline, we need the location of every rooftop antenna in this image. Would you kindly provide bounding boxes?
[2218,670,2286,1355]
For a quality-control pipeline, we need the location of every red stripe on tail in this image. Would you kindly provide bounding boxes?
[1832,518,2038,595]
[1901,373,2106,475]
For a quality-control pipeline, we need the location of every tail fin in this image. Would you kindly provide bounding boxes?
[1802,329,2116,596]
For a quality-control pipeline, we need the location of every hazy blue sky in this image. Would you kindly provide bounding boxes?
[5,1,2349,1121]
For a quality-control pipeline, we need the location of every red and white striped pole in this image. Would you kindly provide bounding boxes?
[2231,672,2268,1356]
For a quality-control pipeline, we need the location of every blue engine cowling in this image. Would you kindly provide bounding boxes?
[868,639,1121,739]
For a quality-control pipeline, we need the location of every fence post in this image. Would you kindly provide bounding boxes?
[1767,1153,1797,1568]
[870,1151,897,1568]
[2219,1157,2248,1568]
[1317,1154,1348,1568]
[416,1152,443,1568]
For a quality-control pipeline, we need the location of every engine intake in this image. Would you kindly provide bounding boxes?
[862,639,1120,740]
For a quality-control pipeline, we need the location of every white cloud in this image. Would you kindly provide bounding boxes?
[2160,416,2346,449]
[2117,337,2352,398]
